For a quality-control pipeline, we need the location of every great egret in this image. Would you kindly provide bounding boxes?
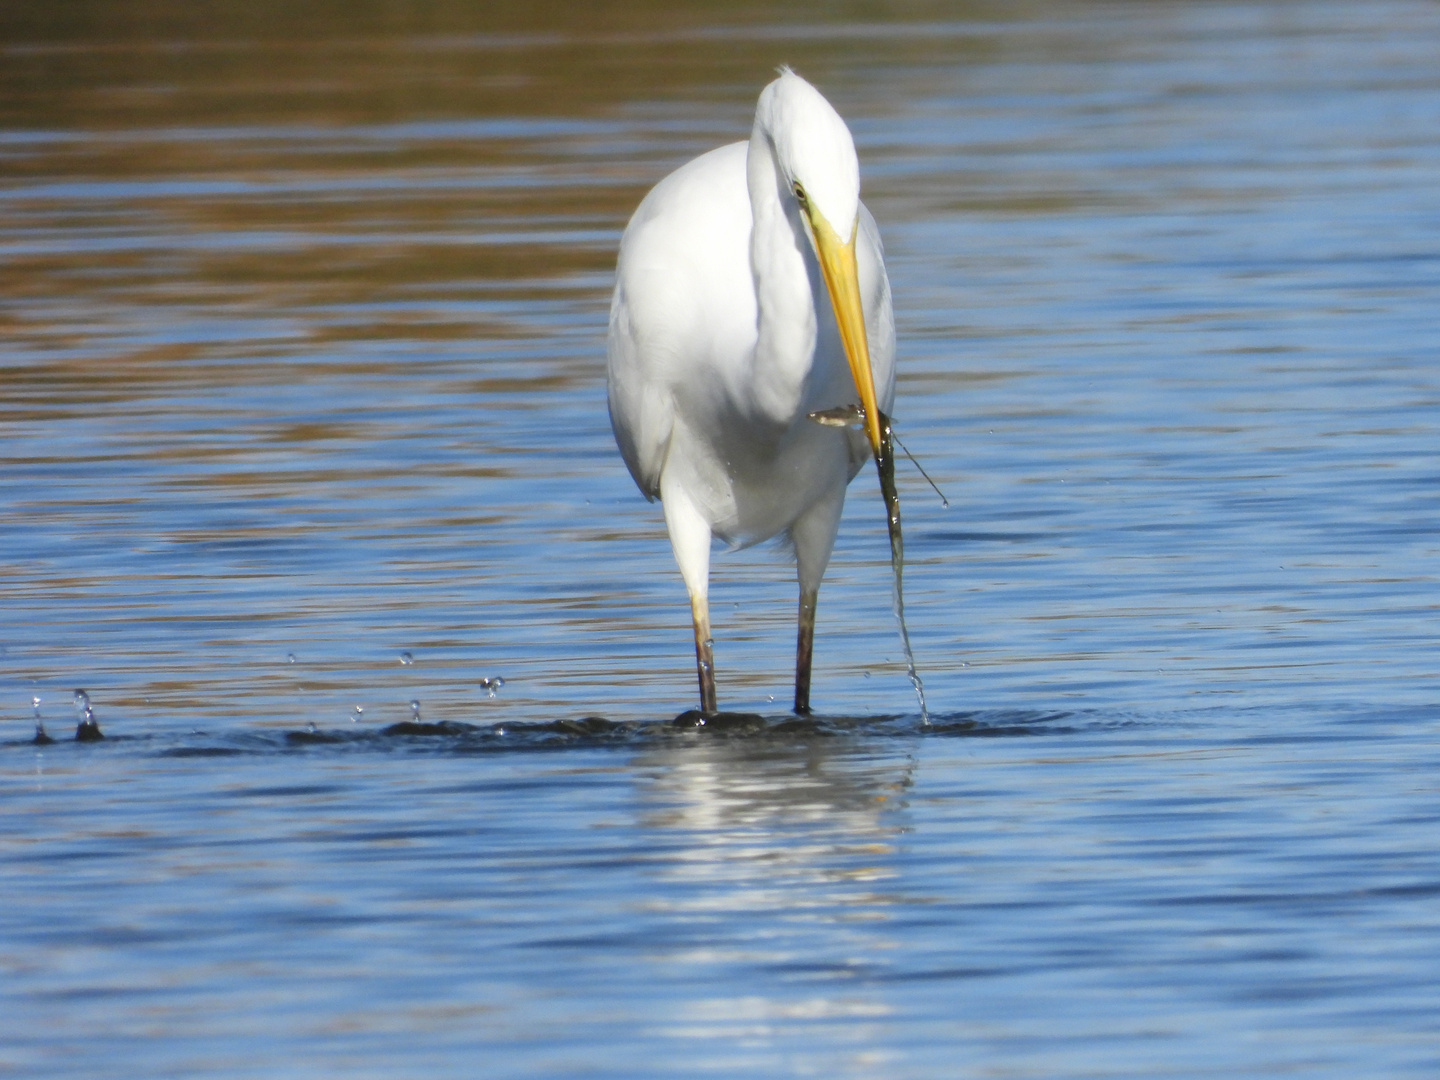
[608,68,896,715]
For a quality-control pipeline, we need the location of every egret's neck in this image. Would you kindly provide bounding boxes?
[745,130,820,425]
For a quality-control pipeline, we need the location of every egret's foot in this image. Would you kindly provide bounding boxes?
[671,709,766,732]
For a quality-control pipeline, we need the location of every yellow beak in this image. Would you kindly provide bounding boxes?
[808,210,884,458]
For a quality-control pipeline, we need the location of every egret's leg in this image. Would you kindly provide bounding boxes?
[789,487,846,715]
[661,471,717,713]
[794,587,818,715]
[689,594,717,714]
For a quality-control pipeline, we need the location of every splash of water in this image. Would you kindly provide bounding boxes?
[73,688,103,741]
[31,695,52,744]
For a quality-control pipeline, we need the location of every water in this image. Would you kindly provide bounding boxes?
[4,0,1440,1075]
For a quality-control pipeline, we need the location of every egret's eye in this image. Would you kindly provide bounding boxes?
[791,182,808,206]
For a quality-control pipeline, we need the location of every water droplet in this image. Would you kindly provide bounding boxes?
[703,638,714,650]
[409,699,421,721]
[31,695,41,717]
[73,689,90,716]
[286,653,297,664]
[478,676,505,699]
[399,651,414,666]
[350,705,364,724]
[306,721,317,734]
[495,725,507,736]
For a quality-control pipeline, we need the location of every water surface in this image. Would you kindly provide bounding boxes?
[3,1,1439,1076]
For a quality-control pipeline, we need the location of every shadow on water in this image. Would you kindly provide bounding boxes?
[3,706,1113,757]
[320,706,1092,747]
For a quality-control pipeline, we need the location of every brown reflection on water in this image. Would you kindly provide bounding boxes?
[0,0,1019,403]
[1,0,1003,124]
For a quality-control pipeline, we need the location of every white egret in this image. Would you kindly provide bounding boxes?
[608,68,896,715]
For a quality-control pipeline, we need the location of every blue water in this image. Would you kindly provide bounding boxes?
[4,1,1440,1076]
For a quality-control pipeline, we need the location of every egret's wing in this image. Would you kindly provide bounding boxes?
[606,278,671,500]
[856,202,897,417]
[607,142,755,499]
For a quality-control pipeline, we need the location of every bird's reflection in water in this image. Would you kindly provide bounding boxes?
[632,736,918,928]
[626,737,920,1053]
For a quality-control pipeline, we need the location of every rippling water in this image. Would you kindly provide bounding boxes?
[4,1,1439,1076]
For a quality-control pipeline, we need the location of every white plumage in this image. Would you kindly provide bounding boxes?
[608,69,895,714]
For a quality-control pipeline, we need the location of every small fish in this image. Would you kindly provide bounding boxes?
[872,413,929,724]
[807,404,865,428]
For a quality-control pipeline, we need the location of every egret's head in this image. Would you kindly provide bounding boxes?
[755,68,861,243]
[754,69,883,457]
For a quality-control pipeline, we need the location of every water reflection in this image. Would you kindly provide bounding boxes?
[638,741,914,924]
[629,737,917,1053]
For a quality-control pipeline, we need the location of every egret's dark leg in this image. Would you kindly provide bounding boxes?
[692,595,717,713]
[661,472,717,714]
[794,587,818,714]
[790,484,845,717]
